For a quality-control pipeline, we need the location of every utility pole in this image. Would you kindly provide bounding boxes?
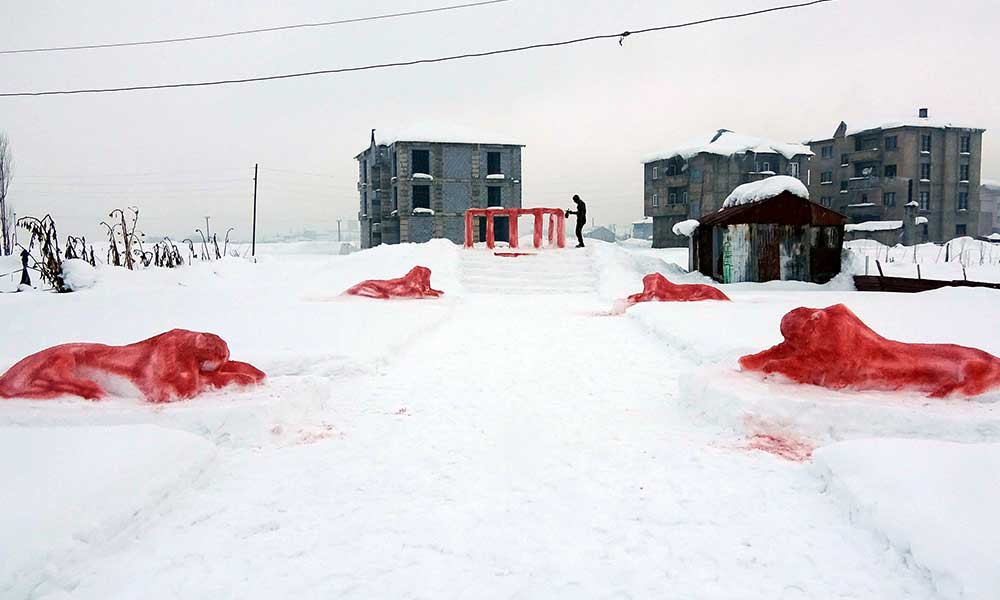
[252,163,259,257]
[204,216,211,241]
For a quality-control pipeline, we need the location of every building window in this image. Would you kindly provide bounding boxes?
[392,151,397,176]
[788,161,800,178]
[362,159,368,183]
[411,149,430,175]
[960,164,969,181]
[652,166,658,180]
[487,151,502,176]
[362,190,367,215]
[652,193,659,207]
[920,163,931,180]
[669,193,677,204]
[487,186,502,207]
[884,164,897,178]
[885,136,898,150]
[759,161,770,173]
[820,196,832,207]
[840,153,849,166]
[883,192,896,206]
[393,187,399,210]
[960,135,970,153]
[919,191,930,210]
[959,191,969,210]
[666,162,677,176]
[840,180,848,192]
[821,146,833,159]
[820,171,833,183]
[412,185,431,209]
[921,134,932,152]
[956,224,967,236]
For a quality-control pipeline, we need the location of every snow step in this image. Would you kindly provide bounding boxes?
[459,249,598,295]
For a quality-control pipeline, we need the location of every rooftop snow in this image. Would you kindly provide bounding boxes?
[371,126,522,147]
[845,220,903,232]
[721,175,809,209]
[809,114,984,142]
[643,130,813,163]
[982,179,1000,191]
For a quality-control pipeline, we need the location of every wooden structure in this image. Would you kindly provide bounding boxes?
[464,208,566,250]
[691,191,847,284]
[853,275,1000,293]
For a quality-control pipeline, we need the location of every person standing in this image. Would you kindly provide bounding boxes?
[565,194,587,248]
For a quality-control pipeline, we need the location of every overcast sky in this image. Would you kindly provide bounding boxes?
[3,0,999,241]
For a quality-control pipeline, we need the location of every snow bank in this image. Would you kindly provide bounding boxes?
[815,439,1000,600]
[721,175,809,209]
[671,219,699,237]
[643,130,813,163]
[0,425,217,598]
[846,220,902,232]
[843,238,1000,282]
[61,258,98,291]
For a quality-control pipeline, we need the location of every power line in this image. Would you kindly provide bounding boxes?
[0,0,835,97]
[0,0,513,55]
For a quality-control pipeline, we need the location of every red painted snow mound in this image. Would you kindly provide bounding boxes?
[0,329,265,403]
[343,266,444,299]
[622,273,730,309]
[746,433,814,462]
[739,304,1000,398]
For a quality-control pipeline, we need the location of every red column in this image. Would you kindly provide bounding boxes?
[548,213,555,245]
[533,210,543,249]
[485,212,495,249]
[556,212,566,248]
[464,211,474,248]
[509,209,519,249]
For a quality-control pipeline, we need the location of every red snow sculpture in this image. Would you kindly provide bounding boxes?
[0,329,265,403]
[739,304,1000,398]
[622,273,730,309]
[343,266,443,299]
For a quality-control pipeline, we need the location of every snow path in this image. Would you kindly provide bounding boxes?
[41,251,936,599]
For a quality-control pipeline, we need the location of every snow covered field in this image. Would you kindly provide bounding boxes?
[2,239,998,598]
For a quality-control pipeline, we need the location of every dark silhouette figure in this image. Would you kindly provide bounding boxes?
[565,195,587,248]
[19,250,31,287]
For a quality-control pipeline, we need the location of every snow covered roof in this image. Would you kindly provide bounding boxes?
[643,130,813,163]
[982,179,1000,191]
[372,125,523,147]
[632,216,653,225]
[809,113,985,142]
[721,176,809,209]
[987,233,1000,241]
[845,220,903,232]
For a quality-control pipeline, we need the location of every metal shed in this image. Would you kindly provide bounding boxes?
[691,192,847,284]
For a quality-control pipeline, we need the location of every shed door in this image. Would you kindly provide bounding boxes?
[756,224,781,282]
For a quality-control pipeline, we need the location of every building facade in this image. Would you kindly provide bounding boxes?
[643,130,813,248]
[807,109,985,242]
[981,180,1000,236]
[356,131,523,249]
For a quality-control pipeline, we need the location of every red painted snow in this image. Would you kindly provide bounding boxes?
[739,304,1000,398]
[494,252,536,258]
[0,329,265,403]
[745,433,814,462]
[343,266,443,299]
[622,273,731,308]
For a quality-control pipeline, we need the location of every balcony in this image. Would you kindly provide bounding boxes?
[847,176,881,190]
[847,148,882,163]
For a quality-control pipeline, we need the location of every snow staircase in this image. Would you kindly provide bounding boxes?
[459,248,598,295]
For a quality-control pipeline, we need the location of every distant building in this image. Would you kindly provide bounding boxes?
[643,130,813,248]
[807,109,985,242]
[584,226,616,243]
[355,130,523,249]
[981,180,1000,236]
[631,217,653,240]
[689,177,846,284]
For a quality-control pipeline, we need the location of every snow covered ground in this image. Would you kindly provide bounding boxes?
[1,239,998,598]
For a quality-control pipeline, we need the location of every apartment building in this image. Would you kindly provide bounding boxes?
[356,130,523,249]
[981,180,1000,236]
[642,130,813,247]
[807,109,985,242]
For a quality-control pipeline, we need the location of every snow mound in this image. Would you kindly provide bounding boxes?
[61,258,98,291]
[721,175,809,209]
[0,425,217,598]
[845,220,902,232]
[671,219,699,237]
[643,130,813,163]
[815,439,1000,600]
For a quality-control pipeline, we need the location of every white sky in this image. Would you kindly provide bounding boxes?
[3,0,999,241]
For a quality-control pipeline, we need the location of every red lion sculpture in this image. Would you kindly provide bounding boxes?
[343,266,443,299]
[621,273,730,310]
[0,329,265,403]
[739,304,1000,398]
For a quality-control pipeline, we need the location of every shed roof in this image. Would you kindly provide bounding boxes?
[699,191,847,227]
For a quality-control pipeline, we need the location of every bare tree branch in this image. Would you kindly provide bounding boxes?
[0,132,13,255]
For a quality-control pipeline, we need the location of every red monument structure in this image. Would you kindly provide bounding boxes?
[464,208,566,250]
